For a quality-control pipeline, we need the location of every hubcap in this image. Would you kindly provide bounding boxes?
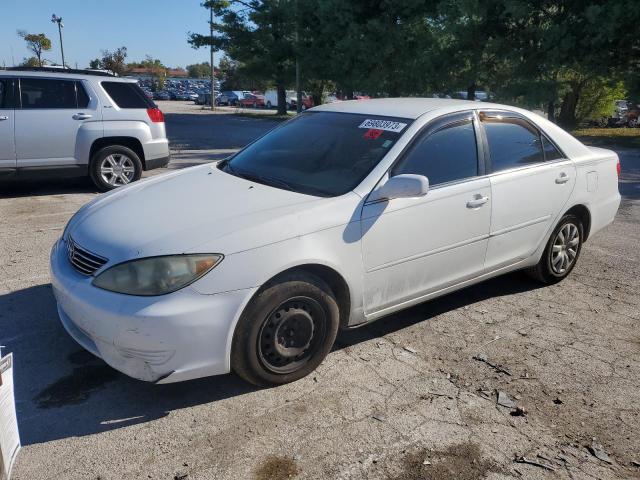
[100,154,135,186]
[258,297,326,374]
[550,223,579,275]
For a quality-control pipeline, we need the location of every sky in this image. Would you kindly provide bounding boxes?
[1,0,220,69]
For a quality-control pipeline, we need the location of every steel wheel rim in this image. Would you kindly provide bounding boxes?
[257,296,327,374]
[550,222,579,275]
[100,154,135,186]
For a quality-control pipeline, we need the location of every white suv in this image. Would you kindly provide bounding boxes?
[0,67,170,191]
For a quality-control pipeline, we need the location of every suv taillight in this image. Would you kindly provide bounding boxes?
[147,108,164,123]
[617,159,621,177]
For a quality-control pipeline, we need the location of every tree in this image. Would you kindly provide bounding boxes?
[186,62,211,78]
[189,1,297,114]
[20,57,41,67]
[99,47,128,75]
[89,58,101,69]
[17,30,51,67]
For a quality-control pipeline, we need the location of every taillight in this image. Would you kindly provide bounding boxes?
[616,160,621,177]
[147,107,164,123]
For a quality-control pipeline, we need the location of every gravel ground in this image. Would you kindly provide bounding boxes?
[1,112,639,479]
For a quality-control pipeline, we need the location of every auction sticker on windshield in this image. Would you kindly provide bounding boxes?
[358,119,407,132]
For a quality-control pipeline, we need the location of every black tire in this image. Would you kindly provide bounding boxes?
[525,214,583,284]
[89,145,143,192]
[266,101,272,109]
[231,272,340,387]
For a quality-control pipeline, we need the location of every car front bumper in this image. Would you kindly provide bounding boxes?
[50,238,256,383]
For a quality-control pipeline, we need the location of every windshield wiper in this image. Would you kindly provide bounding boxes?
[227,166,297,192]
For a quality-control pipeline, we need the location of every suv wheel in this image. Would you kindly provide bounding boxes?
[90,145,143,192]
[231,272,339,386]
[266,101,272,108]
[526,214,583,284]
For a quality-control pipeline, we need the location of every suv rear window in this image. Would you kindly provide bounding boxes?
[102,81,154,109]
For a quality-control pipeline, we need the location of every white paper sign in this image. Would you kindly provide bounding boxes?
[0,354,20,480]
[358,119,408,133]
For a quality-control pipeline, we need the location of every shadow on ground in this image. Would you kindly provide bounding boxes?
[0,271,541,446]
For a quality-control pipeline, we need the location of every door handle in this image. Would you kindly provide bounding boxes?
[72,113,92,120]
[555,172,570,184]
[466,194,489,209]
[0,116,8,121]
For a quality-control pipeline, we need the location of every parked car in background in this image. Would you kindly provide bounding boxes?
[153,91,171,101]
[0,67,169,190]
[264,89,298,109]
[289,91,314,110]
[238,92,265,108]
[51,98,620,387]
[216,90,247,106]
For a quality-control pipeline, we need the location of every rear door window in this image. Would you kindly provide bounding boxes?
[481,116,544,172]
[76,81,90,108]
[542,135,564,161]
[101,81,154,108]
[20,78,78,109]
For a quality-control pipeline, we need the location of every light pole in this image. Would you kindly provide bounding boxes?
[51,14,65,68]
[209,6,215,111]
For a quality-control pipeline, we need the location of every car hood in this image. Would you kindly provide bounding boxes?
[67,164,361,264]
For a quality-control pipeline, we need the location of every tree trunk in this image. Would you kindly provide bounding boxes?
[558,82,582,129]
[276,83,287,115]
[547,101,555,122]
[466,83,476,101]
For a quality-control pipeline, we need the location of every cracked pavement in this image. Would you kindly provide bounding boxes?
[1,110,639,479]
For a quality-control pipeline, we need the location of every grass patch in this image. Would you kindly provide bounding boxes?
[573,127,640,148]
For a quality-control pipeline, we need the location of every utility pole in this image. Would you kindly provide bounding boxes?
[295,0,302,113]
[51,14,65,68]
[210,6,215,111]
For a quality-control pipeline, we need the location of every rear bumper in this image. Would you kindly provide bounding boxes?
[142,137,170,170]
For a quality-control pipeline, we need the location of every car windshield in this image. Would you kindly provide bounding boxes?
[221,111,412,197]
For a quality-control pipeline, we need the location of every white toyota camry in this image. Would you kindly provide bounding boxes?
[50,98,621,386]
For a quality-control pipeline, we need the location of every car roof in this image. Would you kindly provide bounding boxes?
[0,69,137,83]
[312,97,503,119]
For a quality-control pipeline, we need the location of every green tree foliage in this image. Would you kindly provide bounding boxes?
[95,47,128,76]
[188,1,640,125]
[17,30,52,67]
[186,62,212,78]
[189,0,297,114]
[20,57,41,67]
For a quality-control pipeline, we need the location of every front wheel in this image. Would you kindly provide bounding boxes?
[231,273,339,386]
[89,145,143,192]
[526,214,583,284]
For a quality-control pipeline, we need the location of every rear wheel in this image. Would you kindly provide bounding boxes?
[89,145,142,192]
[231,272,339,386]
[526,214,583,284]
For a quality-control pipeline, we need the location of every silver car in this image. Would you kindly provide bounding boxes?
[0,67,170,191]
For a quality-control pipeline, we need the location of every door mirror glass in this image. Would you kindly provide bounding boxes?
[369,174,429,202]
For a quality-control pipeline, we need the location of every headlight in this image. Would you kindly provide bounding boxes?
[92,254,223,296]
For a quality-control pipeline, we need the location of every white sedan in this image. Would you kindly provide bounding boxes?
[50,98,621,386]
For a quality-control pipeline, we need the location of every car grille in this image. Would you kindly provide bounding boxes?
[66,237,108,276]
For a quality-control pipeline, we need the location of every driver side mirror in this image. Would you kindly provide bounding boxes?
[368,174,429,202]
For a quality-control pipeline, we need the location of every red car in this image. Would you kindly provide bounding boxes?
[238,93,265,108]
[290,92,314,110]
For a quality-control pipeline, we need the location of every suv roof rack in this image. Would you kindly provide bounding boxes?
[4,66,116,77]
